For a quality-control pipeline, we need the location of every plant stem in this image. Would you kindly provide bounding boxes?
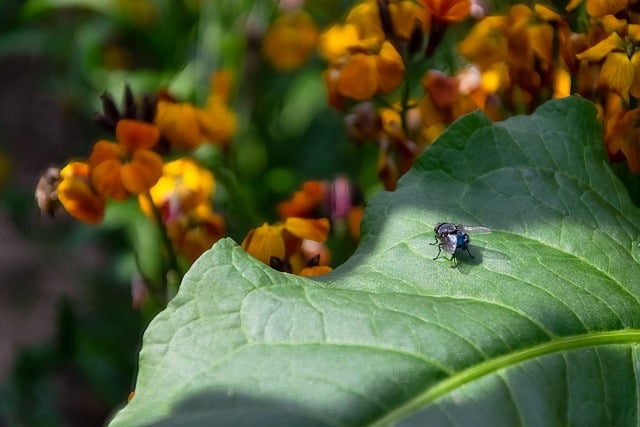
[143,191,181,303]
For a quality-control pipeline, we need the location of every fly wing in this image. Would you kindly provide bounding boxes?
[458,225,491,234]
[442,233,458,254]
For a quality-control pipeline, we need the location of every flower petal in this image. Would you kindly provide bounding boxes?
[91,158,129,200]
[241,223,287,265]
[376,41,405,93]
[262,11,319,70]
[155,101,203,149]
[346,0,385,41]
[195,105,236,145]
[576,33,623,62]
[318,24,361,60]
[600,52,634,99]
[89,140,123,167]
[121,149,163,194]
[422,0,470,23]
[283,217,330,243]
[338,54,378,100]
[116,119,160,151]
[300,265,333,277]
[586,0,628,18]
[630,52,640,98]
[58,162,105,224]
[553,62,572,98]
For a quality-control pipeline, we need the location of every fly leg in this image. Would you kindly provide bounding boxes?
[432,243,443,260]
[464,246,474,259]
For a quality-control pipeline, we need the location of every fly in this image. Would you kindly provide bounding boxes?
[431,223,491,268]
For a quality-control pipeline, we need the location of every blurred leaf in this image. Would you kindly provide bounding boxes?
[103,199,162,285]
[22,0,115,17]
[109,97,640,426]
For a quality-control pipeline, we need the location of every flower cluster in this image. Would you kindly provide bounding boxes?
[38,76,240,305]
[315,0,475,189]
[456,0,640,171]
[574,0,640,171]
[39,68,347,308]
[280,0,640,184]
[36,0,640,309]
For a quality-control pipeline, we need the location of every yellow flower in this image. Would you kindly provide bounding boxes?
[457,16,508,70]
[137,157,223,263]
[318,24,363,61]
[576,16,640,99]
[89,119,162,200]
[57,161,106,224]
[262,11,319,70]
[139,157,215,222]
[459,4,571,102]
[600,52,637,97]
[241,217,330,275]
[346,0,429,42]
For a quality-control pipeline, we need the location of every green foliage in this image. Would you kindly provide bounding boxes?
[108,97,640,426]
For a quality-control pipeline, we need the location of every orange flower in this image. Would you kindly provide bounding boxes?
[602,93,640,172]
[155,101,202,149]
[195,71,237,144]
[278,180,327,219]
[458,4,570,103]
[57,161,106,224]
[155,71,236,149]
[320,35,405,105]
[318,1,419,108]
[241,217,331,275]
[167,204,225,263]
[586,0,628,18]
[420,0,470,23]
[89,119,162,200]
[262,11,319,70]
[346,0,429,42]
[278,178,364,241]
[418,70,479,140]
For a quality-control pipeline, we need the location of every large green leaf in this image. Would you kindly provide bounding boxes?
[108,97,640,426]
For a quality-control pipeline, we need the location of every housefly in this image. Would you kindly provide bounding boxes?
[431,223,491,268]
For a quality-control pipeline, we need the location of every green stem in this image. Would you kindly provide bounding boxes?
[132,250,164,308]
[144,191,181,302]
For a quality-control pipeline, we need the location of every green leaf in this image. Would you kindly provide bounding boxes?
[108,97,640,426]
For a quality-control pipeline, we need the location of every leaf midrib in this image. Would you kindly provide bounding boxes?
[368,329,640,427]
